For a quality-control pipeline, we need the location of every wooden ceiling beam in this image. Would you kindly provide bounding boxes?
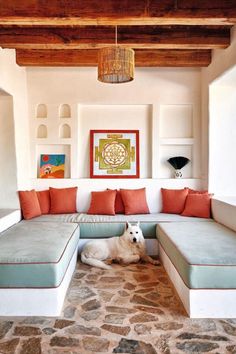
[0,0,235,26]
[15,49,211,67]
[0,26,230,50]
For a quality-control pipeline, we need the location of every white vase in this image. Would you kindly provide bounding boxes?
[174,169,182,178]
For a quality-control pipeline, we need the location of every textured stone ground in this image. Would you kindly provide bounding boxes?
[0,259,236,353]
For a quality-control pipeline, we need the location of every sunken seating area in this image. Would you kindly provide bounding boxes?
[1,196,236,318]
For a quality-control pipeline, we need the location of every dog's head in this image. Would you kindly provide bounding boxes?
[123,222,144,245]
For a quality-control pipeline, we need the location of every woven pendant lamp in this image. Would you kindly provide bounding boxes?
[98,26,135,84]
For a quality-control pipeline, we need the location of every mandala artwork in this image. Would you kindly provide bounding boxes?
[90,130,139,178]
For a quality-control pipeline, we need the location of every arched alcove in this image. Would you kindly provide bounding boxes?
[59,124,71,138]
[37,124,47,138]
[59,104,71,118]
[36,104,47,118]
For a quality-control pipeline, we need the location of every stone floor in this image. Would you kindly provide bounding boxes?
[0,259,236,354]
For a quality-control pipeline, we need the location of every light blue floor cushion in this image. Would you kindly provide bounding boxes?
[157,221,236,289]
[0,221,80,288]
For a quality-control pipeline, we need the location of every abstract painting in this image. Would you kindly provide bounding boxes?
[90,130,139,178]
[39,154,65,178]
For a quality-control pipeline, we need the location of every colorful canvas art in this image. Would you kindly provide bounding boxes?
[39,154,65,178]
[90,130,139,178]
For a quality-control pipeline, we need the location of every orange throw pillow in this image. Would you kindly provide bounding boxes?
[161,188,188,214]
[186,187,208,194]
[181,193,211,218]
[18,190,42,220]
[49,187,77,214]
[120,188,150,215]
[107,189,125,214]
[37,190,50,214]
[87,190,116,215]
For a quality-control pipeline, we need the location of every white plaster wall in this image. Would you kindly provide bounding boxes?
[27,66,202,212]
[27,67,200,105]
[209,78,236,195]
[0,94,18,208]
[0,49,30,207]
[201,26,236,190]
[32,178,202,213]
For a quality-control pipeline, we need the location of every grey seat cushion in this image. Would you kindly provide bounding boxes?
[157,221,236,289]
[0,221,80,288]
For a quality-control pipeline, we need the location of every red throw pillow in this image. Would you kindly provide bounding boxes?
[107,189,125,214]
[161,188,188,214]
[120,188,150,215]
[37,190,50,214]
[49,187,77,214]
[181,193,211,218]
[186,187,208,194]
[87,190,116,215]
[18,190,42,220]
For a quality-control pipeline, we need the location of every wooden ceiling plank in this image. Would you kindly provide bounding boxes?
[15,49,211,67]
[0,0,235,25]
[0,16,235,26]
[0,26,230,50]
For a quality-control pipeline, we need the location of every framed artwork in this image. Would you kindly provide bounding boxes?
[90,130,139,178]
[39,154,65,178]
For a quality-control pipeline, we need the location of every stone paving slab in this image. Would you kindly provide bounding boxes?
[0,259,235,353]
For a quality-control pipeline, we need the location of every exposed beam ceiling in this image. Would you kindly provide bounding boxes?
[0,0,235,67]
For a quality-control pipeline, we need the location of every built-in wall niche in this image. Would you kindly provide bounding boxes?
[78,104,152,178]
[160,104,193,138]
[36,144,71,178]
[159,104,194,178]
[37,124,47,138]
[59,104,71,118]
[36,104,47,118]
[160,144,192,179]
[59,123,71,138]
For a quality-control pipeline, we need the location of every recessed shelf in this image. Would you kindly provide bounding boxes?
[160,104,193,139]
[36,144,71,178]
[59,124,71,138]
[59,104,71,118]
[36,104,47,118]
[37,124,47,138]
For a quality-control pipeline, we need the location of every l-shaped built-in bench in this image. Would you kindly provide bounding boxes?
[0,197,235,317]
[157,197,236,318]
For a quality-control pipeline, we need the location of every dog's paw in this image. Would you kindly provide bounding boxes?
[116,257,125,265]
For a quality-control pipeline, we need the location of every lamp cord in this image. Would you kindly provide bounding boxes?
[115,25,117,46]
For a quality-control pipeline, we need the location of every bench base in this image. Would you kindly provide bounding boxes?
[0,209,21,233]
[0,247,78,317]
[78,238,158,256]
[159,244,236,318]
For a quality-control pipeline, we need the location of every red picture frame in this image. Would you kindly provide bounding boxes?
[90,130,140,178]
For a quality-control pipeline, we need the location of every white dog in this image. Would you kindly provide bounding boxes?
[81,222,160,270]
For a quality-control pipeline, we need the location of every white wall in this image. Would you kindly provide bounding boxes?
[0,93,18,208]
[26,66,203,212]
[26,66,203,211]
[0,49,30,207]
[208,70,236,195]
[201,26,236,190]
